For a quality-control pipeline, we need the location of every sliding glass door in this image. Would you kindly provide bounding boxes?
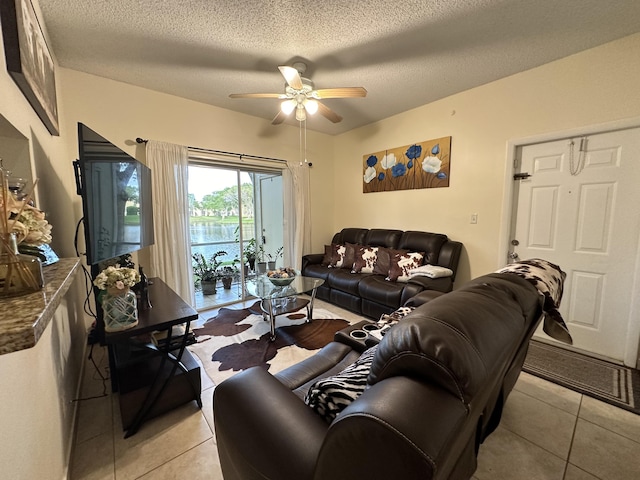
[188,164,284,311]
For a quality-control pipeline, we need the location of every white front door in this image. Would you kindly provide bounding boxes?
[511,128,640,364]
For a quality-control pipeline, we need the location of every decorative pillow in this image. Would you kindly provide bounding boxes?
[372,247,390,275]
[322,245,333,266]
[373,247,407,276]
[379,306,415,325]
[387,251,425,282]
[304,345,378,423]
[408,264,454,279]
[352,246,379,273]
[340,242,359,270]
[329,243,346,267]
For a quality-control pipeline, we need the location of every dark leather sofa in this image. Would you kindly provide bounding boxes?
[302,228,463,319]
[213,272,545,480]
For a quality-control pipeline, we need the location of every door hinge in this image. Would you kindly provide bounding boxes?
[513,172,531,180]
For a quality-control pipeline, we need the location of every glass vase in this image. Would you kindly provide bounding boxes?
[102,287,139,332]
[0,234,44,298]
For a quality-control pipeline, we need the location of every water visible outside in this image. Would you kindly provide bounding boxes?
[189,166,257,310]
[190,222,254,265]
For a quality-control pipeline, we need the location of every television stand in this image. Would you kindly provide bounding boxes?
[103,278,201,437]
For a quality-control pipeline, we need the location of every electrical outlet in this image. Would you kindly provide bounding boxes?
[470,213,478,224]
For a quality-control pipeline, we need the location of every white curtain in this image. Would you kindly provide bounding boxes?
[145,141,194,303]
[283,162,312,269]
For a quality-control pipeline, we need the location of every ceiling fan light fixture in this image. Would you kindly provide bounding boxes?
[230,64,366,126]
[295,104,306,121]
[280,99,296,114]
[304,99,318,115]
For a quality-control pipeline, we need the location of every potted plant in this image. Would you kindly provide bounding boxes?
[192,250,227,295]
[255,243,267,273]
[266,246,284,270]
[218,260,240,290]
[275,246,284,267]
[266,254,276,271]
[243,238,257,271]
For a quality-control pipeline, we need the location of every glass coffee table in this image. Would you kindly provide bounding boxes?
[245,275,325,341]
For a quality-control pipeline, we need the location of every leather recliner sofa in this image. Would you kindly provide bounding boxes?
[301,227,463,319]
[213,272,545,480]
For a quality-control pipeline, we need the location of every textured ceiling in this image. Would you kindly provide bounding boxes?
[36,0,640,135]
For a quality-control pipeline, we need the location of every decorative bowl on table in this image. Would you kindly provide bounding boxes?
[266,267,297,286]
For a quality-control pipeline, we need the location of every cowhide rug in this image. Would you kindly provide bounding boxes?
[188,301,350,386]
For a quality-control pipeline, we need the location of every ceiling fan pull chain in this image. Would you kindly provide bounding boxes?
[304,121,308,164]
[299,120,303,165]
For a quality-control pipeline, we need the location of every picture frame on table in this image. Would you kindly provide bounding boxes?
[0,0,59,135]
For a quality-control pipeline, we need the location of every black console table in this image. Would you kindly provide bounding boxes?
[104,277,201,437]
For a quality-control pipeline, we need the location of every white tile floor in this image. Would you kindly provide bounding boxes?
[70,300,640,480]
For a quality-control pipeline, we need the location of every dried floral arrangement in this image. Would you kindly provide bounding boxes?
[0,179,52,246]
[0,176,52,295]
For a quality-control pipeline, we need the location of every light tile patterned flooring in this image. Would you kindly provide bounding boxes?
[70,299,640,479]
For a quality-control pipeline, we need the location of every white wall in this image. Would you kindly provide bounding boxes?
[334,33,640,284]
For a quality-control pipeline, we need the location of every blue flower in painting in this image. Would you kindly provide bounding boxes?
[407,159,413,169]
[437,172,447,179]
[391,163,407,177]
[378,172,385,181]
[366,155,378,167]
[406,144,422,160]
[431,144,440,155]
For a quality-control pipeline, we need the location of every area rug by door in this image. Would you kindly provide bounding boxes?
[523,340,640,415]
[188,302,350,386]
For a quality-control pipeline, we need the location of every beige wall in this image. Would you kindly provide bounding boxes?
[334,33,640,284]
[53,69,336,262]
[0,12,88,480]
[0,276,85,480]
[18,32,640,286]
[0,59,336,479]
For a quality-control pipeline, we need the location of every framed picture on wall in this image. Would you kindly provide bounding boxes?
[0,0,59,135]
[363,136,451,193]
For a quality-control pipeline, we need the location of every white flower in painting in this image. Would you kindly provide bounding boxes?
[381,152,397,169]
[363,166,377,183]
[422,156,442,174]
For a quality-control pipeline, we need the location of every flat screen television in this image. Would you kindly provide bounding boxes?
[73,123,154,265]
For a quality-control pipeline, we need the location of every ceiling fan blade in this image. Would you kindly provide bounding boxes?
[278,66,303,90]
[229,93,284,99]
[314,87,367,99]
[317,102,343,123]
[272,110,288,125]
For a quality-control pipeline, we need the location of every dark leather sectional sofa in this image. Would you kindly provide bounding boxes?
[302,227,463,319]
[213,271,546,480]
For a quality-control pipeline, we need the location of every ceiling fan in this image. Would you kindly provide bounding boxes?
[229,62,367,124]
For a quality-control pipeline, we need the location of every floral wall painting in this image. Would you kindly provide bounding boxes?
[0,0,59,135]
[363,136,451,193]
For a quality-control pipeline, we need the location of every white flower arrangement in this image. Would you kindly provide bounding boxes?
[93,265,140,291]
